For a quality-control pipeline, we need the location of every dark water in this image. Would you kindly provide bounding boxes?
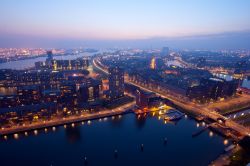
[0,114,227,166]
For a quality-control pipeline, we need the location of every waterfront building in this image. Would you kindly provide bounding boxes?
[107,66,124,100]
[35,61,47,70]
[45,50,53,68]
[35,51,89,71]
[135,89,155,108]
[78,78,101,103]
[17,85,41,105]
[186,77,238,103]
[51,59,89,71]
[59,81,77,105]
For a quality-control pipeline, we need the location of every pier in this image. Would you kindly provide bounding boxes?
[192,126,209,137]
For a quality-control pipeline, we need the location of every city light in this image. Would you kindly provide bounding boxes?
[0,1,250,165]
[209,131,213,137]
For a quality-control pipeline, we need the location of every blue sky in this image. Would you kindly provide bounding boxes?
[0,0,250,48]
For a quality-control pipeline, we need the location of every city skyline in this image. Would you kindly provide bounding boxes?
[1,47,250,166]
[0,0,250,49]
[1,2,250,165]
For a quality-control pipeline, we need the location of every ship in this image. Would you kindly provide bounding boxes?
[164,109,185,121]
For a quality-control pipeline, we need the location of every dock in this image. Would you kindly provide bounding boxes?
[192,126,209,137]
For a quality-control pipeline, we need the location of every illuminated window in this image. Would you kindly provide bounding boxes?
[88,87,94,101]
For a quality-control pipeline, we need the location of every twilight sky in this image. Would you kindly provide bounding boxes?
[0,0,250,49]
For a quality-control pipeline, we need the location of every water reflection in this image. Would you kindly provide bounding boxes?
[0,114,228,166]
[34,130,38,135]
[135,114,147,129]
[13,133,19,139]
[209,131,213,137]
[109,115,124,127]
[65,126,81,143]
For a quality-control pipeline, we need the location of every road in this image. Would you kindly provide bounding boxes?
[93,57,250,137]
[0,59,137,136]
[0,101,136,136]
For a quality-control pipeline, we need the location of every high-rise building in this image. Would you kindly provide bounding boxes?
[47,50,53,61]
[36,50,89,71]
[78,78,101,103]
[107,66,125,100]
[150,56,156,70]
[161,47,170,56]
[59,81,77,106]
[45,50,53,67]
[51,59,89,71]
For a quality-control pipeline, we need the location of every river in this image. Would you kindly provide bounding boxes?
[0,54,238,166]
[0,53,94,70]
[0,114,228,166]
